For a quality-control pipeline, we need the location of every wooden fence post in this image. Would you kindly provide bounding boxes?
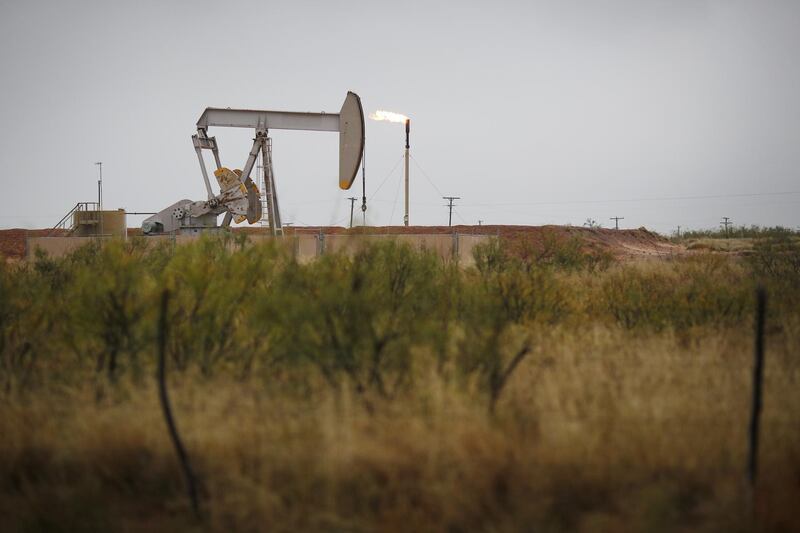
[746,287,767,515]
[157,289,201,520]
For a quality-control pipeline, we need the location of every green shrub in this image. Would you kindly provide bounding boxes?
[255,241,447,403]
[0,233,795,398]
[465,237,576,410]
[598,256,752,331]
[680,225,797,240]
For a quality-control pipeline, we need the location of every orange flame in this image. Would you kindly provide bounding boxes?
[369,110,409,124]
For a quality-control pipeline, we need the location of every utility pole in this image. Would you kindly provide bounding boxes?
[347,197,357,228]
[721,217,731,238]
[443,196,460,227]
[677,225,681,238]
[610,216,624,230]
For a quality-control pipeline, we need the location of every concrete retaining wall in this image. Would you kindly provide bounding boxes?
[26,236,111,259]
[26,233,491,265]
[319,233,487,265]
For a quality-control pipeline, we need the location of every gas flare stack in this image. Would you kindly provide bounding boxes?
[370,109,411,226]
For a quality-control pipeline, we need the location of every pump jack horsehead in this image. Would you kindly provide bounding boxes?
[142,92,365,236]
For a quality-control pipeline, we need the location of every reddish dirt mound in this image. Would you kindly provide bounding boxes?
[0,229,67,262]
[282,225,679,259]
[2,225,680,261]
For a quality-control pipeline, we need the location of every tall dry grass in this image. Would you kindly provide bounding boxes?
[0,234,798,531]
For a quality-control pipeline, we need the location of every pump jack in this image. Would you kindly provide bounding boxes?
[143,92,365,236]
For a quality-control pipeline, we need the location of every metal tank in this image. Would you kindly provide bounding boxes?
[72,209,127,237]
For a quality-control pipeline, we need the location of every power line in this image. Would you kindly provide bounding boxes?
[460,190,800,208]
[330,214,350,227]
[368,154,404,202]
[410,154,445,196]
[453,207,468,225]
[610,216,624,230]
[389,166,403,225]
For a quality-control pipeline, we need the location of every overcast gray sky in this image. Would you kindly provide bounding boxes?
[1,0,798,233]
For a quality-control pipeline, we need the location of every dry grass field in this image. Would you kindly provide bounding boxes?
[1,229,798,532]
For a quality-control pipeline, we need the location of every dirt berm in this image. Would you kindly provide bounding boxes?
[2,225,679,262]
[273,225,681,260]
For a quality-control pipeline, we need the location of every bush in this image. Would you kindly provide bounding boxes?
[597,256,752,331]
[255,241,448,403]
[0,233,795,398]
[679,225,797,240]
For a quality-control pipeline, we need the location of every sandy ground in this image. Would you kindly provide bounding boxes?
[1,225,682,262]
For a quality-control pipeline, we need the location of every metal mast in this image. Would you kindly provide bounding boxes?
[95,162,103,236]
[361,142,367,226]
[404,119,410,226]
[258,150,267,228]
[262,136,282,235]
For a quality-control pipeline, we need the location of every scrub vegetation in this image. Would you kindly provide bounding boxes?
[676,225,800,254]
[1,231,798,532]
